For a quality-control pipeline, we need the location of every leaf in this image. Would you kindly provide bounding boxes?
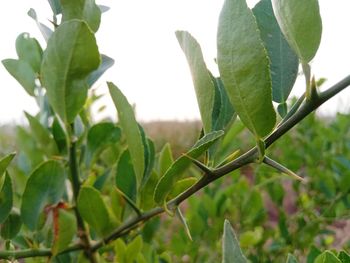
[115,149,137,203]
[27,8,53,42]
[52,209,77,255]
[158,143,174,177]
[21,160,66,230]
[15,32,43,73]
[25,112,59,156]
[286,253,299,263]
[0,212,22,240]
[176,31,215,133]
[139,125,155,186]
[125,236,143,263]
[47,0,61,15]
[315,251,341,263]
[0,152,16,178]
[108,82,145,187]
[0,173,13,224]
[85,122,121,166]
[167,177,197,200]
[338,251,350,263]
[272,0,322,63]
[211,76,236,131]
[61,0,101,32]
[140,170,158,210]
[217,0,276,138]
[87,54,115,87]
[41,20,100,124]
[253,0,299,104]
[222,219,248,263]
[2,59,36,96]
[154,130,224,204]
[77,186,110,237]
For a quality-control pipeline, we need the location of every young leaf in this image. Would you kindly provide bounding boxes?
[2,59,36,96]
[154,130,224,204]
[41,20,100,124]
[253,0,299,104]
[140,170,158,210]
[272,0,322,63]
[222,220,247,263]
[85,122,121,166]
[77,186,110,237]
[0,173,13,224]
[108,82,145,188]
[286,253,299,263]
[15,33,43,73]
[158,143,174,177]
[167,177,197,200]
[27,8,53,42]
[217,0,276,138]
[116,149,137,202]
[139,125,155,186]
[21,161,66,230]
[87,54,115,88]
[61,0,101,32]
[25,112,59,157]
[0,152,16,178]
[314,251,341,263]
[0,212,22,240]
[52,209,77,256]
[176,31,215,133]
[125,236,143,262]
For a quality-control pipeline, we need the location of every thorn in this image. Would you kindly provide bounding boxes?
[263,156,307,183]
[115,187,142,217]
[182,153,214,175]
[176,207,193,241]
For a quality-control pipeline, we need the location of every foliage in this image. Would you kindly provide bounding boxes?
[0,0,350,262]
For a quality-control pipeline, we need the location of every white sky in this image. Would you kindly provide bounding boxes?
[0,0,350,125]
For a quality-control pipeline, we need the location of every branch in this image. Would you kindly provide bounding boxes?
[2,75,350,260]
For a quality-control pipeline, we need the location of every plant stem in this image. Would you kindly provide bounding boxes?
[68,124,97,263]
[2,74,350,260]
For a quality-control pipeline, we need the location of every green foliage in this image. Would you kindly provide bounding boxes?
[1,0,350,262]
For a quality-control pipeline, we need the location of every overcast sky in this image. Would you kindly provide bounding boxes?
[1,0,350,124]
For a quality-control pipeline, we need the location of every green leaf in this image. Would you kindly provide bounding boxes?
[116,149,137,202]
[61,0,101,32]
[272,0,322,63]
[2,59,36,96]
[0,173,13,224]
[158,143,174,177]
[52,209,77,255]
[338,251,350,263]
[15,33,43,73]
[21,160,66,230]
[126,236,143,263]
[315,251,341,263]
[154,130,224,204]
[239,227,263,248]
[0,152,16,179]
[25,112,59,156]
[87,54,114,87]
[286,253,299,263]
[140,170,158,210]
[253,0,299,104]
[217,0,276,138]
[85,122,121,166]
[176,31,215,133]
[41,20,100,124]
[211,76,236,131]
[139,125,155,186]
[27,8,53,42]
[222,219,248,263]
[0,212,22,240]
[77,186,110,237]
[108,82,145,187]
[47,0,61,15]
[167,177,197,200]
